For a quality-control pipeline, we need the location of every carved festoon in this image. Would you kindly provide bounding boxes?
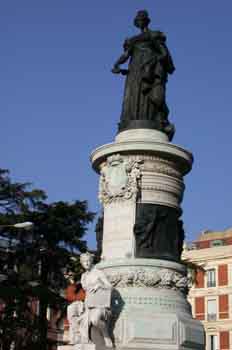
[106,268,188,294]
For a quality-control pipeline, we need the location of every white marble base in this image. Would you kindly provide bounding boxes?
[115,128,169,143]
[102,201,136,260]
[96,259,204,350]
[113,313,204,350]
[74,344,96,350]
[58,344,96,350]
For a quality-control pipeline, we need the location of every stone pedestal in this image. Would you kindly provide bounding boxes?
[97,259,204,350]
[91,129,205,350]
[73,344,96,350]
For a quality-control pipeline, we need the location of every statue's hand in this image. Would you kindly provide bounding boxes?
[111,66,121,74]
[120,69,129,76]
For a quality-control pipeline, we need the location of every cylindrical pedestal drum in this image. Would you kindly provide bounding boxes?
[91,129,205,350]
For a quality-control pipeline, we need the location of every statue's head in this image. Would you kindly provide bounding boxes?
[80,252,94,271]
[134,10,150,30]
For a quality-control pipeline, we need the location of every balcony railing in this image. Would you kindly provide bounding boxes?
[207,313,217,321]
[207,281,216,287]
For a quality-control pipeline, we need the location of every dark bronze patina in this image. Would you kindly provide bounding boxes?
[134,203,184,262]
[112,10,175,140]
[95,215,103,258]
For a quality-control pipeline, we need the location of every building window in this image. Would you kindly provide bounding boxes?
[210,239,224,247]
[207,299,217,321]
[207,269,216,287]
[209,335,218,350]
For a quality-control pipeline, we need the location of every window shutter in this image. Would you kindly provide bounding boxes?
[196,240,210,249]
[220,331,230,350]
[218,264,228,286]
[195,269,204,288]
[219,294,229,319]
[195,297,205,320]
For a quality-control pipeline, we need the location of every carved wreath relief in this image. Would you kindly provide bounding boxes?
[106,268,189,294]
[99,154,142,205]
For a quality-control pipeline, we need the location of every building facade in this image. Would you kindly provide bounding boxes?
[183,228,232,350]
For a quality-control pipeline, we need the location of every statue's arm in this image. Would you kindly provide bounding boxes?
[89,269,112,292]
[80,273,87,291]
[157,41,169,61]
[112,39,132,75]
[98,269,112,290]
[152,32,175,74]
[112,50,130,74]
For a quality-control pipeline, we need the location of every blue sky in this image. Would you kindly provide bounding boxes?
[1,1,232,249]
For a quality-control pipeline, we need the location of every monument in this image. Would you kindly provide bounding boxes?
[67,10,205,350]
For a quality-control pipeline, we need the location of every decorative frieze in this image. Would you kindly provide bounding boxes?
[116,154,182,178]
[106,268,189,294]
[98,152,186,210]
[142,156,182,178]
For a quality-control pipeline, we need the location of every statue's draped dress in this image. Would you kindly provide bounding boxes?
[121,34,159,123]
[119,31,174,131]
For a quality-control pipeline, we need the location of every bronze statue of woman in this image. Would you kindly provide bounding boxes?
[112,10,175,140]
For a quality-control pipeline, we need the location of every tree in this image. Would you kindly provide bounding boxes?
[0,169,95,350]
[0,168,46,215]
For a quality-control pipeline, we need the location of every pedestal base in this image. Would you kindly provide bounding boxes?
[113,312,204,350]
[97,259,204,350]
[73,344,96,350]
[91,129,205,349]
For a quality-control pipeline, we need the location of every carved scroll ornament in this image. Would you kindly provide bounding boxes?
[99,154,142,205]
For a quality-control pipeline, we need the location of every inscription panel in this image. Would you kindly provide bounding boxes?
[126,318,177,345]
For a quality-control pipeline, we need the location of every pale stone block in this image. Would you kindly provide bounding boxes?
[116,313,204,349]
[140,172,184,209]
[103,201,136,259]
[179,315,205,349]
[102,240,134,259]
[127,318,177,344]
[115,128,169,143]
[73,344,96,350]
[91,139,193,175]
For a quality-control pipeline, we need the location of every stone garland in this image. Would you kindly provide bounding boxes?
[106,268,189,294]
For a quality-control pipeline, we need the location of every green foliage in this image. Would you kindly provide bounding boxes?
[0,168,95,349]
[0,168,46,215]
